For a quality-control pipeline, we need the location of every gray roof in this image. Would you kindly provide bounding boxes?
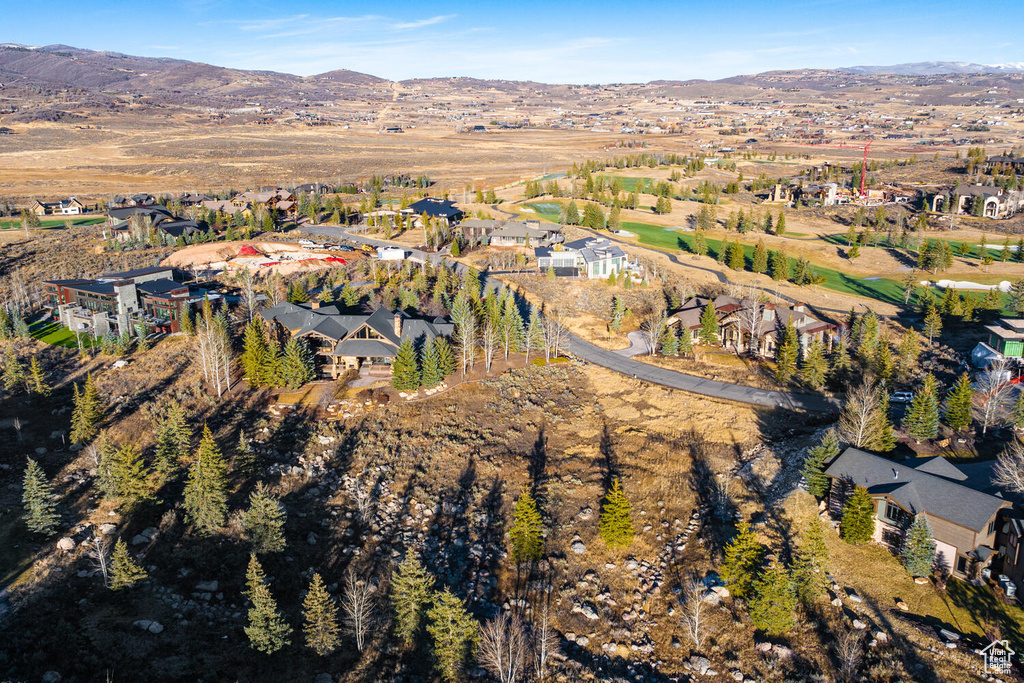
[259,303,454,357]
[823,447,1009,533]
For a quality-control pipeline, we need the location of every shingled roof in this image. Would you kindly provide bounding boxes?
[823,447,1010,533]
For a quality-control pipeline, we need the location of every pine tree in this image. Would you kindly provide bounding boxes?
[610,296,626,330]
[183,425,229,536]
[509,488,544,563]
[109,443,153,508]
[303,572,340,656]
[728,240,745,270]
[70,373,104,444]
[659,326,679,356]
[420,339,444,387]
[693,229,708,257]
[525,306,545,362]
[792,518,828,604]
[599,477,635,548]
[180,306,195,336]
[27,357,51,397]
[391,550,435,645]
[22,458,59,536]
[770,249,789,281]
[242,482,287,554]
[943,372,974,432]
[3,353,26,393]
[800,337,828,390]
[752,240,768,274]
[720,520,764,599]
[109,538,148,590]
[698,303,719,346]
[427,589,480,683]
[154,401,191,478]
[241,317,272,387]
[802,429,839,498]
[1014,392,1024,431]
[774,211,786,236]
[278,337,315,389]
[876,391,898,452]
[749,562,797,636]
[840,486,876,544]
[391,338,421,390]
[904,373,940,444]
[775,321,799,384]
[901,515,936,578]
[244,552,266,602]
[435,337,456,377]
[245,559,292,654]
[678,326,693,358]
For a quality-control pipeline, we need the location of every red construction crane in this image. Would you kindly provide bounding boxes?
[797,140,874,198]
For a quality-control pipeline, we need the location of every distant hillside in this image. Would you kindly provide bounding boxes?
[839,61,1024,76]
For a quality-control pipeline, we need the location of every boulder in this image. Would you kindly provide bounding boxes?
[711,585,730,599]
[148,622,164,634]
[852,619,868,630]
[307,532,318,545]
[575,635,589,646]
[580,603,599,620]
[56,538,75,552]
[131,535,150,546]
[701,590,721,606]
[98,524,117,535]
[773,644,794,660]
[689,656,712,675]
[570,539,586,555]
[755,641,772,653]
[42,672,61,683]
[195,580,219,592]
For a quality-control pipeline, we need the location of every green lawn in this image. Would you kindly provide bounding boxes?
[0,216,105,230]
[31,321,96,348]
[596,175,657,192]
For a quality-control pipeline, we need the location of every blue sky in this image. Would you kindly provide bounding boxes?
[6,0,1024,83]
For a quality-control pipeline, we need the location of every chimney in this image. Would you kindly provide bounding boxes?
[393,312,402,337]
[311,300,320,310]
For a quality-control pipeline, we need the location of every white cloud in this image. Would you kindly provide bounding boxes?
[391,14,456,31]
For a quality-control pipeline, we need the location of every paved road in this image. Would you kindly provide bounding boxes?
[300,224,839,412]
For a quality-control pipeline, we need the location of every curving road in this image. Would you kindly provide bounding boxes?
[299,224,839,412]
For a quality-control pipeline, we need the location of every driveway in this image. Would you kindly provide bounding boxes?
[299,224,839,412]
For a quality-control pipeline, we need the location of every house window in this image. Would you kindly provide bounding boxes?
[884,502,909,528]
[956,555,968,574]
[988,519,997,536]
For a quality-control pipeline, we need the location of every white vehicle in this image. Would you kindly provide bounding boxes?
[890,391,914,404]
[298,239,316,247]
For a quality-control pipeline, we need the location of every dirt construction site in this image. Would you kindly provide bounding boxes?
[159,240,367,276]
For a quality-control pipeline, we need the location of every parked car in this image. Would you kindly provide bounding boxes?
[298,239,316,247]
[337,245,355,252]
[891,391,914,404]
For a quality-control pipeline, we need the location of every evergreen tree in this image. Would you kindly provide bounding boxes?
[840,486,876,544]
[180,306,195,336]
[792,518,828,604]
[749,562,797,636]
[752,240,768,274]
[278,337,315,389]
[509,487,544,563]
[22,458,59,536]
[392,551,435,645]
[236,430,259,475]
[427,589,480,683]
[244,552,266,602]
[109,538,148,590]
[659,326,679,355]
[690,228,708,257]
[70,373,104,444]
[720,520,764,599]
[873,340,894,385]
[896,330,920,380]
[728,240,745,270]
[775,321,799,384]
[27,357,50,397]
[391,338,421,390]
[525,306,545,362]
[802,429,839,498]
[800,337,828,390]
[303,572,340,656]
[678,326,693,358]
[904,373,940,443]
[774,211,786,236]
[242,482,287,554]
[610,296,626,330]
[435,337,456,377]
[420,339,444,387]
[599,477,635,548]
[876,391,898,452]
[183,425,229,536]
[154,401,191,478]
[241,317,272,387]
[901,515,936,578]
[245,559,292,654]
[3,353,26,394]
[943,372,974,432]
[109,443,153,508]
[698,303,719,345]
[770,249,790,281]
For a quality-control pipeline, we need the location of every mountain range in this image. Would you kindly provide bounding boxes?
[838,61,1024,76]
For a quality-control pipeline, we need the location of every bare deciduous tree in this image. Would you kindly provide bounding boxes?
[91,536,111,586]
[195,304,232,398]
[479,611,528,683]
[543,309,569,361]
[975,360,1014,436]
[340,567,376,653]
[236,268,260,322]
[839,381,884,449]
[739,297,766,356]
[481,322,499,374]
[680,576,710,650]
[530,593,559,681]
[994,440,1024,494]
[641,309,667,357]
